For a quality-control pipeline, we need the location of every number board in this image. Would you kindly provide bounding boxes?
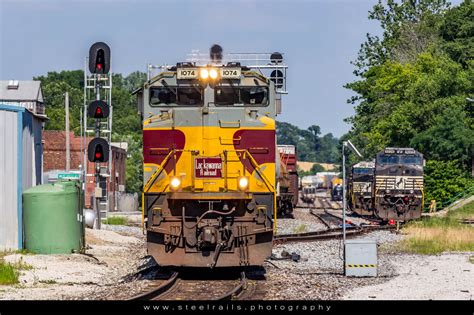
[177,68,198,79]
[221,68,241,79]
[384,148,416,155]
[195,157,223,178]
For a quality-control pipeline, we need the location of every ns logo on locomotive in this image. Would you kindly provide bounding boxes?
[134,45,288,267]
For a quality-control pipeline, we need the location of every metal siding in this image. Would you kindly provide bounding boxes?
[0,110,19,250]
[33,118,43,185]
[22,112,34,190]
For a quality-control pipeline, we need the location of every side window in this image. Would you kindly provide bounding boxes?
[240,87,268,105]
[150,87,176,105]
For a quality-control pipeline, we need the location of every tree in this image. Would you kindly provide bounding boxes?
[411,105,474,166]
[36,70,145,194]
[345,0,474,207]
[276,121,340,163]
[352,0,449,75]
[439,0,474,67]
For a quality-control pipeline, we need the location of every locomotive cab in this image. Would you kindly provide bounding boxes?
[136,51,287,267]
[374,148,424,221]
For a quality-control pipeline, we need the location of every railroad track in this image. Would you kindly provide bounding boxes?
[130,270,251,301]
[297,196,342,210]
[309,209,345,228]
[273,224,395,244]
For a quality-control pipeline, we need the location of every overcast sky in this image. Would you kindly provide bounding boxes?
[0,0,385,136]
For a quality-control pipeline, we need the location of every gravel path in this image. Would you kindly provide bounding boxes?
[103,224,144,239]
[264,230,403,299]
[343,253,474,300]
[276,208,327,235]
[1,227,148,300]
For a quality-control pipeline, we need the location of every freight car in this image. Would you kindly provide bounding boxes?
[276,145,298,217]
[374,148,424,221]
[330,177,343,201]
[135,46,288,267]
[347,161,375,216]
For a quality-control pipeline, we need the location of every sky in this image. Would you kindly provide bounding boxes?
[0,0,384,137]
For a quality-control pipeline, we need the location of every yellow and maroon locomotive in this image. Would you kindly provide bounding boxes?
[135,47,287,267]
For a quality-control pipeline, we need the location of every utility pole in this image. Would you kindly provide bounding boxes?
[342,140,362,275]
[65,91,70,171]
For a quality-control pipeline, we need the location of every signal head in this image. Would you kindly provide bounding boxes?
[87,100,109,119]
[87,138,109,163]
[89,42,111,74]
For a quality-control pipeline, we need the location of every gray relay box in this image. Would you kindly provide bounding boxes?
[345,239,377,277]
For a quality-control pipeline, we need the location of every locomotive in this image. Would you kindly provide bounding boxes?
[135,46,287,267]
[347,161,375,216]
[276,145,298,217]
[374,148,424,221]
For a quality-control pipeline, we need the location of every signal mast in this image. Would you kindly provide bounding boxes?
[82,42,112,228]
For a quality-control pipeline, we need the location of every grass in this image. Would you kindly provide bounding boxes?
[102,216,128,225]
[0,262,19,285]
[293,224,307,234]
[447,200,474,220]
[0,251,34,285]
[399,201,474,254]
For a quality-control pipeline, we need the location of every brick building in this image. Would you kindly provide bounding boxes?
[42,131,127,211]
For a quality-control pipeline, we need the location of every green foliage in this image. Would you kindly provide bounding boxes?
[423,160,474,207]
[297,163,326,177]
[0,262,19,285]
[439,0,474,66]
[411,106,474,164]
[276,121,339,163]
[310,163,325,174]
[103,216,128,225]
[36,70,147,194]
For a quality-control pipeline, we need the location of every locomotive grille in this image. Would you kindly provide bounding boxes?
[375,176,423,190]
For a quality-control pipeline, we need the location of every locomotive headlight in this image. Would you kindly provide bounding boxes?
[170,177,181,190]
[209,68,219,79]
[238,176,249,191]
[199,68,209,80]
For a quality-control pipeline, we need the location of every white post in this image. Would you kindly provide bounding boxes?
[65,91,70,171]
[342,142,346,249]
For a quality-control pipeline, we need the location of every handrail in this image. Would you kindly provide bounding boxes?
[244,150,274,192]
[425,184,474,212]
[143,150,174,192]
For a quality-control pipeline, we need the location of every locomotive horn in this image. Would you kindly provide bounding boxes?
[210,44,223,62]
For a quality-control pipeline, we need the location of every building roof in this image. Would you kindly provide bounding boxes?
[0,80,43,102]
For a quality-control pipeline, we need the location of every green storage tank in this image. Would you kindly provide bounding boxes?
[23,181,84,254]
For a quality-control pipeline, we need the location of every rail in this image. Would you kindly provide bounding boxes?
[129,271,249,301]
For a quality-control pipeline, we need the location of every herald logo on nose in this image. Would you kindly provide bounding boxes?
[195,157,223,178]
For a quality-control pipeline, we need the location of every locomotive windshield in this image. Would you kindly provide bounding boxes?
[378,154,423,165]
[378,155,399,164]
[400,156,423,165]
[353,168,373,175]
[215,86,268,106]
[150,86,203,106]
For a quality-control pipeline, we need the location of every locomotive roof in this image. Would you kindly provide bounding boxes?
[379,148,421,155]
